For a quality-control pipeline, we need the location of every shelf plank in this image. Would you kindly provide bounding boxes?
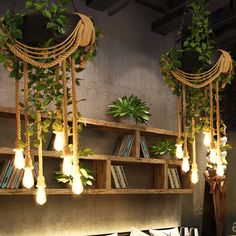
[0,188,193,195]
[0,106,179,136]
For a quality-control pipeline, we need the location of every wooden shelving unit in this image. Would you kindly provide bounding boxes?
[0,106,192,195]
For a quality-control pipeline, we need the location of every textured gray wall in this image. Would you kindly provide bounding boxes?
[0,1,182,236]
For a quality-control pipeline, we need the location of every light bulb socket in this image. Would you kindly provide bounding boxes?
[36,175,46,188]
[24,156,33,169]
[191,162,198,172]
[62,146,70,157]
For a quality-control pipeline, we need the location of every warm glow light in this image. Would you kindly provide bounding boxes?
[221,151,227,158]
[191,170,199,184]
[209,149,217,164]
[13,148,25,169]
[182,157,190,172]
[203,132,211,147]
[53,131,64,152]
[62,155,72,176]
[22,168,34,189]
[216,163,224,177]
[175,144,184,159]
[72,172,83,195]
[36,186,47,205]
[220,136,227,146]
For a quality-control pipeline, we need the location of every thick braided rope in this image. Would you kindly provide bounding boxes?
[37,111,43,176]
[215,82,221,159]
[7,14,96,69]
[191,117,196,165]
[62,60,69,156]
[55,65,61,118]
[71,57,79,171]
[15,79,21,143]
[176,96,181,140]
[182,84,187,156]
[23,62,33,169]
[170,50,233,88]
[209,82,214,149]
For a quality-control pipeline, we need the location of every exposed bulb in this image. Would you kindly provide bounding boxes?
[203,132,211,147]
[62,155,72,176]
[182,157,190,172]
[36,186,47,205]
[209,149,217,164]
[22,168,34,189]
[53,131,64,152]
[72,172,84,195]
[220,136,227,146]
[175,144,184,159]
[191,170,199,184]
[221,151,227,158]
[13,148,25,169]
[216,163,224,177]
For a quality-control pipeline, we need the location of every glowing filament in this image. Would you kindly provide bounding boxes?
[22,168,34,189]
[53,131,64,152]
[191,170,199,184]
[216,163,224,177]
[72,172,84,195]
[36,186,47,205]
[175,144,184,159]
[203,132,211,147]
[62,155,72,176]
[209,149,217,164]
[182,156,190,172]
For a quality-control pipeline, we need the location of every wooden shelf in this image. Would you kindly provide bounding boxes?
[0,188,193,195]
[0,106,179,136]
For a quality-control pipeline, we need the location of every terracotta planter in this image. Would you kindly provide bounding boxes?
[20,13,80,44]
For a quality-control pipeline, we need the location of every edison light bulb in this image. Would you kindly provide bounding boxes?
[62,155,72,176]
[220,136,227,146]
[175,144,184,159]
[36,186,47,205]
[203,132,211,147]
[182,157,190,172]
[53,131,64,152]
[191,170,199,184]
[22,168,34,189]
[216,163,224,177]
[13,148,25,169]
[72,172,83,195]
[209,149,217,164]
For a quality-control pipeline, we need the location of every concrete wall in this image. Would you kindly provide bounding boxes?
[0,1,182,236]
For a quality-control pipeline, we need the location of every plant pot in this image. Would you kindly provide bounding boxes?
[158,154,173,160]
[181,49,221,73]
[20,13,80,44]
[119,116,136,126]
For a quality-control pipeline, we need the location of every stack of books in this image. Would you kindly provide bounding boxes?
[113,135,134,157]
[140,136,150,158]
[168,168,182,189]
[111,165,128,189]
[0,160,39,189]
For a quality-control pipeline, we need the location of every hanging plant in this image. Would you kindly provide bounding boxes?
[159,0,234,184]
[0,0,102,204]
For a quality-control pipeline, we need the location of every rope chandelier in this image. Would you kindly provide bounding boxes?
[10,13,96,205]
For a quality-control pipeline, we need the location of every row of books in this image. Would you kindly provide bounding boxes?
[168,168,182,189]
[111,165,128,189]
[0,160,39,189]
[113,135,150,158]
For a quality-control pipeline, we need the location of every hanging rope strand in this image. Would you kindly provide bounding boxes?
[209,82,214,149]
[37,111,43,176]
[192,117,196,164]
[15,79,21,143]
[177,96,181,140]
[71,57,79,168]
[182,84,187,155]
[215,81,221,158]
[62,60,69,156]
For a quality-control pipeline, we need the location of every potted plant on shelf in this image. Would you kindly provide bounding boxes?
[150,140,176,160]
[108,95,151,125]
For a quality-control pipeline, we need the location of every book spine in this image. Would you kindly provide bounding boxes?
[126,135,134,157]
[15,169,24,189]
[111,165,120,189]
[119,165,129,188]
[121,135,129,157]
[174,168,182,189]
[170,168,180,188]
[168,168,175,189]
[11,169,21,189]
[7,166,17,189]
[116,165,127,189]
[2,160,14,189]
[114,165,124,188]
[124,135,133,157]
[0,160,9,187]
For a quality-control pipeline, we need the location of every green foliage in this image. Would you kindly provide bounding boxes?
[150,140,176,157]
[54,149,95,186]
[159,0,234,138]
[108,95,151,124]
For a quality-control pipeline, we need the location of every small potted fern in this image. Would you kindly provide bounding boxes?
[108,95,151,125]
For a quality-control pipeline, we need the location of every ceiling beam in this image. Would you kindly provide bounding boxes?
[152,0,229,35]
[86,0,122,12]
[108,0,130,16]
[136,0,167,14]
